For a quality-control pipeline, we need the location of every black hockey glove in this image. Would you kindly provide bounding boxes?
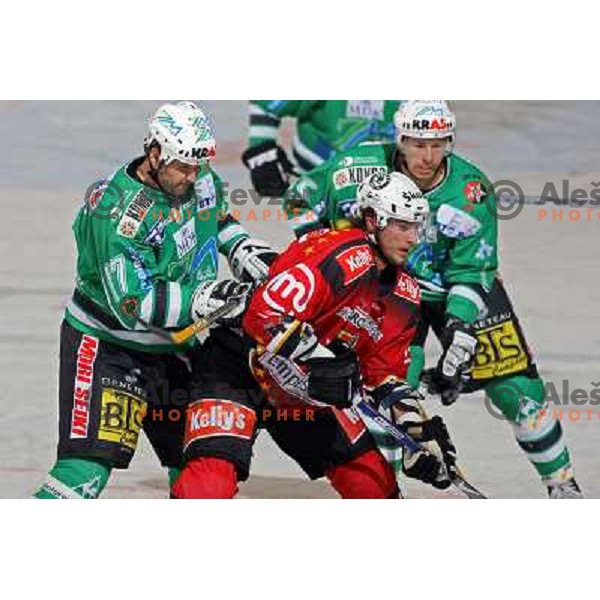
[425,316,478,406]
[305,345,361,409]
[401,416,457,489]
[242,141,296,197]
[371,383,454,489]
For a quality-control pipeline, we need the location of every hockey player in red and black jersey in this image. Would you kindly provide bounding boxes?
[172,172,457,498]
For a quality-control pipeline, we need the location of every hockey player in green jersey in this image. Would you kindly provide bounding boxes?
[36,102,276,499]
[283,100,582,498]
[242,100,402,197]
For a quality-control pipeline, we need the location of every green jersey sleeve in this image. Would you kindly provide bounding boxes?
[248,100,319,146]
[442,184,499,322]
[284,161,333,236]
[212,169,250,257]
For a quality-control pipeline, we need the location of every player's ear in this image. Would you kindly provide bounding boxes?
[147,144,161,170]
[363,212,377,235]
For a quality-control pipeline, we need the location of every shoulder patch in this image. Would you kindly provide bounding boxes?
[463,180,487,207]
[335,243,376,285]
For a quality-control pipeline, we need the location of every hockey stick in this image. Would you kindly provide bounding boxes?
[356,399,487,499]
[412,393,487,499]
[135,296,242,345]
[170,297,241,344]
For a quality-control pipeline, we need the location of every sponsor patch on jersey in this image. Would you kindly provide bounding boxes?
[184,399,256,449]
[333,166,387,190]
[117,191,153,239]
[173,219,197,259]
[101,370,144,398]
[98,388,146,450]
[436,203,482,239]
[195,175,217,211]
[70,335,99,439]
[394,272,421,305]
[337,306,383,342]
[335,244,375,285]
[256,351,309,401]
[333,168,351,189]
[346,100,385,120]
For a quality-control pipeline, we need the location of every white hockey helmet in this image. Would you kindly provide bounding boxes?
[144,101,216,166]
[357,171,429,229]
[394,100,456,151]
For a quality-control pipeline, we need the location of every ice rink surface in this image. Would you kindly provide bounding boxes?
[1,101,598,498]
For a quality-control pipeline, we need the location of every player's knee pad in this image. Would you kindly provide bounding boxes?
[171,457,238,499]
[35,457,111,499]
[326,449,399,499]
[486,375,546,423]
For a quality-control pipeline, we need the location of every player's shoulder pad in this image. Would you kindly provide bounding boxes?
[328,143,391,193]
[100,166,155,241]
[331,142,391,169]
[113,188,155,240]
[451,153,494,192]
[448,153,495,215]
[315,229,378,295]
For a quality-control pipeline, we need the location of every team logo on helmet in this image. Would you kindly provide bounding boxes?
[369,172,391,190]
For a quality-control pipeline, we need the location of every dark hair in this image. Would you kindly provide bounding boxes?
[347,206,374,229]
[144,139,161,156]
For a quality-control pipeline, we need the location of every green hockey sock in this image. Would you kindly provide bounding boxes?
[486,376,573,483]
[35,458,112,499]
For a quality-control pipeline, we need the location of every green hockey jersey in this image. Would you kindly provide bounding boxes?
[248,100,402,171]
[284,143,498,323]
[65,158,249,353]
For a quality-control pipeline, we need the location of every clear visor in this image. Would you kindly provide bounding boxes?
[384,217,428,241]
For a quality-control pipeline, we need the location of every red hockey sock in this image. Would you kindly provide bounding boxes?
[326,449,399,499]
[171,457,239,499]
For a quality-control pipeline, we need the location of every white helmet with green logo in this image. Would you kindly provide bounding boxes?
[144,101,216,166]
[357,171,429,229]
[394,100,456,151]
